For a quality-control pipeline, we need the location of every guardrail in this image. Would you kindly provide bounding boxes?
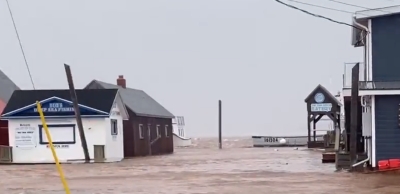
[359,81,400,90]
[343,62,365,89]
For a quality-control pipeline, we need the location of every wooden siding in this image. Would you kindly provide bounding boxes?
[372,14,400,81]
[375,95,400,163]
[124,108,173,157]
[123,118,135,158]
[0,120,8,146]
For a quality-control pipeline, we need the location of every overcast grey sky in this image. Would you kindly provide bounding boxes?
[0,0,397,137]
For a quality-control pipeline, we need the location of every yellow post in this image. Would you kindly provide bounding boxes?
[36,101,71,194]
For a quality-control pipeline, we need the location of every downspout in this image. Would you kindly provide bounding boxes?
[352,16,371,168]
[352,156,369,168]
[353,97,370,168]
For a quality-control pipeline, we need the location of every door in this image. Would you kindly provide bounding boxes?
[94,145,105,162]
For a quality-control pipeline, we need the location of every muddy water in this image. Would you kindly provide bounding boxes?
[1,137,400,194]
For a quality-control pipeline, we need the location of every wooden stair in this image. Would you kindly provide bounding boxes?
[336,152,368,170]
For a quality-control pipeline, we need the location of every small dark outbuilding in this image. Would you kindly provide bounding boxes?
[0,69,20,146]
[84,75,175,157]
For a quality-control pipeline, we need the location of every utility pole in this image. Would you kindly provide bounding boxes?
[64,64,90,163]
[218,100,222,149]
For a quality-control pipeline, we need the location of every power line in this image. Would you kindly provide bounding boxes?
[5,0,36,89]
[327,0,375,10]
[287,0,356,14]
[327,0,393,14]
[275,0,368,46]
[276,0,363,31]
[287,0,370,16]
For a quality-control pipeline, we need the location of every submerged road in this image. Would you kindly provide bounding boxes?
[1,137,400,194]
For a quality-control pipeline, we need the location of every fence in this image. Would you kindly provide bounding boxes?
[343,62,365,88]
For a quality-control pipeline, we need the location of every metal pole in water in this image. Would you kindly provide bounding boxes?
[219,100,222,149]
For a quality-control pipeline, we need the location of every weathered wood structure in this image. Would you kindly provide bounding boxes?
[85,75,175,158]
[305,85,342,149]
[341,62,366,170]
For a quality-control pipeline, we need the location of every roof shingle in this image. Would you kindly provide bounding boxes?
[85,80,174,118]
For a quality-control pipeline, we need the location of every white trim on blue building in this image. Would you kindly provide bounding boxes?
[355,5,400,20]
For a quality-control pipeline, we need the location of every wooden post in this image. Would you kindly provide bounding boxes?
[350,63,360,170]
[334,113,340,170]
[218,100,222,149]
[64,64,90,163]
[307,114,311,145]
[313,118,316,141]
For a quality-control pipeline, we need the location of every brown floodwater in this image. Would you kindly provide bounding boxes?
[1,137,400,194]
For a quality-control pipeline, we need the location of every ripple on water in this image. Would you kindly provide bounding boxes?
[1,137,399,194]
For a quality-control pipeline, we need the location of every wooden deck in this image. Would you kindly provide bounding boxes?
[322,152,336,163]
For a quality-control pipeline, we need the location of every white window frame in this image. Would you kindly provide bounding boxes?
[147,124,151,139]
[111,119,118,135]
[156,125,161,137]
[165,125,169,137]
[139,124,144,139]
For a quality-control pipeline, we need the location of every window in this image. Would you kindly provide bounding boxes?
[156,125,160,137]
[165,125,169,137]
[39,124,76,145]
[111,119,118,135]
[139,124,144,139]
[178,128,184,137]
[148,124,151,138]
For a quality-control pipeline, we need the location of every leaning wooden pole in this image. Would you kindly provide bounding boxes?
[350,63,360,171]
[64,64,90,163]
[218,100,222,149]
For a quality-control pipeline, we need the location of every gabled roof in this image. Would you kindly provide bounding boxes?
[2,89,118,118]
[304,84,342,106]
[84,80,175,118]
[0,69,20,103]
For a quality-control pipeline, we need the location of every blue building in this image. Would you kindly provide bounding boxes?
[347,5,400,169]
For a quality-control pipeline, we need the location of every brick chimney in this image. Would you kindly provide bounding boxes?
[116,75,126,88]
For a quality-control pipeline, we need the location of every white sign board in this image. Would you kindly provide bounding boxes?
[15,126,36,148]
[311,103,332,112]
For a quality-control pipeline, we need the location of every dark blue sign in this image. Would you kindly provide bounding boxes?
[34,102,75,113]
[2,97,109,118]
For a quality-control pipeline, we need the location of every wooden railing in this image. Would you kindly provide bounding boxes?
[0,146,12,163]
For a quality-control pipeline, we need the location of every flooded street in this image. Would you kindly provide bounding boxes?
[2,137,400,194]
